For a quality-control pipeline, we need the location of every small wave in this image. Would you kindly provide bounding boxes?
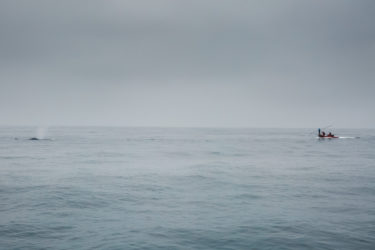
[233,193,262,200]
[209,151,221,155]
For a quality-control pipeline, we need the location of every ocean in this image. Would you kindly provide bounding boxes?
[1,127,374,249]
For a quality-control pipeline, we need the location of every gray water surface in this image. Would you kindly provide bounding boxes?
[1,127,374,249]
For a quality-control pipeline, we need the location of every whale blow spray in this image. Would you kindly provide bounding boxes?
[36,127,48,140]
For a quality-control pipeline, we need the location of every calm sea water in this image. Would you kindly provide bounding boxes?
[1,127,374,250]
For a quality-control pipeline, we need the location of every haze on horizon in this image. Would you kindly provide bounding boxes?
[0,0,374,128]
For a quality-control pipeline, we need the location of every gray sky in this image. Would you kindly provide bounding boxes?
[1,0,374,128]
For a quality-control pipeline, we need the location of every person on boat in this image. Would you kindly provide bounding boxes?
[318,128,324,137]
[327,132,334,137]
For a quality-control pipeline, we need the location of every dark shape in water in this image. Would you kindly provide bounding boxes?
[29,137,39,140]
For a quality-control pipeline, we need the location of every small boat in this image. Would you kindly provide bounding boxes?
[318,135,338,139]
[318,128,338,138]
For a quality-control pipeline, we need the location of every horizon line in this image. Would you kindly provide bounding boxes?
[0,124,374,130]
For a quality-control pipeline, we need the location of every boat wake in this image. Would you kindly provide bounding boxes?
[316,136,359,139]
[338,136,360,139]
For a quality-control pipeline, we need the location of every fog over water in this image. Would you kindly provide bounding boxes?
[0,0,374,127]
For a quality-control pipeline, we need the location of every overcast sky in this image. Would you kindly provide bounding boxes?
[0,0,374,128]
